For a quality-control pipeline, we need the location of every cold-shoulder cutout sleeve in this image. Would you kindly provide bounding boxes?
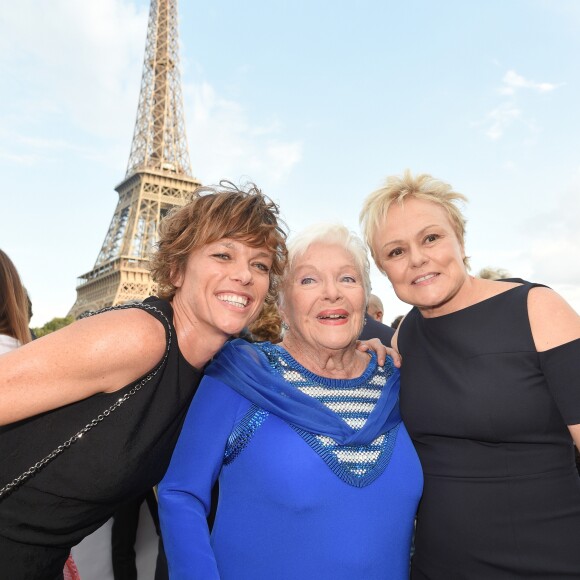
[539,338,580,425]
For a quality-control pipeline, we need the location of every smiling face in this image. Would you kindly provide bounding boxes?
[280,242,366,353]
[373,197,469,317]
[172,237,273,339]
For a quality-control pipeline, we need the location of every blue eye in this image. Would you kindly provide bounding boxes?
[212,253,230,260]
[342,275,356,283]
[300,277,315,285]
[254,262,270,273]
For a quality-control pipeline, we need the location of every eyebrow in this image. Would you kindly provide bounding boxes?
[380,224,441,249]
[292,262,358,273]
[216,241,272,259]
[292,263,318,273]
[253,251,273,259]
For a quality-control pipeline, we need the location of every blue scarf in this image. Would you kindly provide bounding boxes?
[205,339,401,446]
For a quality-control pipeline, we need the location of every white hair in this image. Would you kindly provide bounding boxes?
[278,223,371,308]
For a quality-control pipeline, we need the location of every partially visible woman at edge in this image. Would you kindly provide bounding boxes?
[0,182,287,580]
[158,223,422,579]
[0,249,32,354]
[1,251,83,579]
[360,170,580,579]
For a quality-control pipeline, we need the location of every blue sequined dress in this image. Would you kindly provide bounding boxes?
[159,341,423,579]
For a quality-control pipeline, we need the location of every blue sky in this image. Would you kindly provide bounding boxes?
[1,0,579,325]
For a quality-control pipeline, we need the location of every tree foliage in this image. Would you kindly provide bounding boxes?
[32,316,75,338]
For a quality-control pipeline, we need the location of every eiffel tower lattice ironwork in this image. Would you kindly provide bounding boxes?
[69,0,200,318]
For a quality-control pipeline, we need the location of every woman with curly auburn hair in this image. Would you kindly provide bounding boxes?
[0,181,288,580]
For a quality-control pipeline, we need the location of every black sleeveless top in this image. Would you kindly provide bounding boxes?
[398,282,580,578]
[0,297,202,549]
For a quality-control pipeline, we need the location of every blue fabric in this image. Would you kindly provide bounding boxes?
[159,346,423,579]
[205,339,401,445]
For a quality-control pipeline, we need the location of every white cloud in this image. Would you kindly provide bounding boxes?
[478,69,562,140]
[0,0,302,185]
[264,142,302,181]
[498,70,561,95]
[0,151,38,165]
[185,81,302,186]
[0,0,147,143]
[484,103,521,140]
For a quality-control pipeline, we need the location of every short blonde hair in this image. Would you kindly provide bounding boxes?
[278,223,371,308]
[151,181,287,304]
[360,170,469,268]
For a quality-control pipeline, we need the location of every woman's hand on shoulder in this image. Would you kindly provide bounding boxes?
[528,287,580,352]
[0,308,166,425]
[356,338,402,368]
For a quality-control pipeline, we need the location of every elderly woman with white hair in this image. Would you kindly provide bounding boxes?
[158,223,423,579]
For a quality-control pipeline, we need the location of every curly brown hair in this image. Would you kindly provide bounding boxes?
[247,302,283,343]
[150,181,287,303]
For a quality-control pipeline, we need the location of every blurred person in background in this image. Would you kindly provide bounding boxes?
[359,291,394,344]
[366,293,385,322]
[477,267,511,280]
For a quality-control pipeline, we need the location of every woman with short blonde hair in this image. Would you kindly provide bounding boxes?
[360,170,580,579]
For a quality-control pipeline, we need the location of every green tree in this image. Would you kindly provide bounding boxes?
[32,316,75,338]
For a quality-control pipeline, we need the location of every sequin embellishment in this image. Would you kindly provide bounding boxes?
[224,405,269,466]
[222,343,400,487]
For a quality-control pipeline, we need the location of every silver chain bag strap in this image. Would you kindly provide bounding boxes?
[0,302,172,500]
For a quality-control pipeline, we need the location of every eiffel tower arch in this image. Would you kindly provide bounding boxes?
[69,0,201,319]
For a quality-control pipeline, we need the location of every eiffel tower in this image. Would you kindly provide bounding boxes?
[69,0,201,319]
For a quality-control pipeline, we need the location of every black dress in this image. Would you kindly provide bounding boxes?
[0,297,203,580]
[399,282,580,579]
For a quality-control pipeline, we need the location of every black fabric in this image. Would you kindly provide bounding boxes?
[112,489,166,580]
[398,282,580,579]
[0,536,68,580]
[0,297,202,580]
[539,338,580,425]
[358,312,395,344]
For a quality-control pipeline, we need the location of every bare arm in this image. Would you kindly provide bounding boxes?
[389,313,407,365]
[0,308,166,426]
[528,286,580,445]
[392,326,400,353]
[568,424,580,450]
[528,287,580,352]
